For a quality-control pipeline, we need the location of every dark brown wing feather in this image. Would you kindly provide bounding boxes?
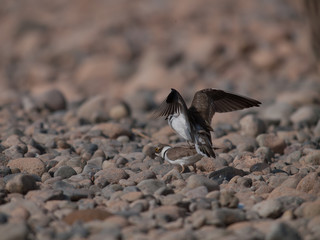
[190,88,261,123]
[166,147,198,160]
[152,88,188,118]
[195,131,216,158]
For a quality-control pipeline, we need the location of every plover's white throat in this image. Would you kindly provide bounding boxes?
[154,88,261,158]
[155,144,203,173]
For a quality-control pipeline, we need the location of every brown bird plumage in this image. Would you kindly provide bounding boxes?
[153,88,261,158]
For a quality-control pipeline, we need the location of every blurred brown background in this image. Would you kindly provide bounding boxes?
[0,0,319,109]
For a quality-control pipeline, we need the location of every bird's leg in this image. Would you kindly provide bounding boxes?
[192,164,197,173]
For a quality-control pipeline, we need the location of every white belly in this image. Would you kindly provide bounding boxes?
[165,155,202,166]
[168,114,192,141]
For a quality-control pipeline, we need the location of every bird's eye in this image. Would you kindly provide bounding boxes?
[155,147,159,153]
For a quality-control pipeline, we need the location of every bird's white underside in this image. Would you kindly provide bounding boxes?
[168,113,192,141]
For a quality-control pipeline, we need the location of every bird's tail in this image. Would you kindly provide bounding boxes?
[194,130,216,158]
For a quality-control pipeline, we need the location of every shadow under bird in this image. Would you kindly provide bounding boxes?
[153,88,261,158]
[155,144,202,173]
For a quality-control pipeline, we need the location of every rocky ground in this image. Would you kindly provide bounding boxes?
[1,0,320,240]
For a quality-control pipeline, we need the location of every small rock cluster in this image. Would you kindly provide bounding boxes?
[0,82,319,240]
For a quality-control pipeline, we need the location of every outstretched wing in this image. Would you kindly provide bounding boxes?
[190,88,261,124]
[153,88,188,118]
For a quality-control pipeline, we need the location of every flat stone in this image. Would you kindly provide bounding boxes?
[25,189,64,202]
[296,172,320,194]
[233,152,266,171]
[150,205,185,223]
[160,193,184,206]
[214,133,258,150]
[7,157,45,176]
[192,208,246,227]
[5,174,37,194]
[186,175,219,192]
[53,181,93,201]
[128,170,157,183]
[121,191,144,202]
[268,186,313,201]
[252,199,283,218]
[185,186,208,199]
[137,179,165,195]
[150,164,174,177]
[256,133,286,154]
[195,157,227,172]
[208,167,247,184]
[63,208,113,225]
[54,166,77,179]
[94,167,129,185]
[91,123,131,139]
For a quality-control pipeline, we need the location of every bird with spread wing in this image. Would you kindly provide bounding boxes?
[153,88,261,158]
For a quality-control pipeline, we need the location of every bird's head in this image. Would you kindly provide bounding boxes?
[154,144,169,157]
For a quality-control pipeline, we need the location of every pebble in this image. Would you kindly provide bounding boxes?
[128,170,156,183]
[240,114,266,137]
[195,157,227,172]
[192,208,246,227]
[3,145,25,159]
[296,172,320,194]
[25,189,64,202]
[0,166,11,177]
[290,105,320,126]
[54,166,77,179]
[94,167,129,185]
[256,133,286,154]
[91,123,131,139]
[150,205,185,224]
[261,102,295,123]
[266,222,302,240]
[185,186,208,199]
[137,179,165,195]
[219,190,239,208]
[252,198,289,218]
[301,150,320,165]
[208,167,247,184]
[53,181,93,201]
[109,102,131,120]
[0,222,29,240]
[35,89,66,112]
[186,175,219,192]
[5,174,37,194]
[296,199,320,218]
[77,95,109,123]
